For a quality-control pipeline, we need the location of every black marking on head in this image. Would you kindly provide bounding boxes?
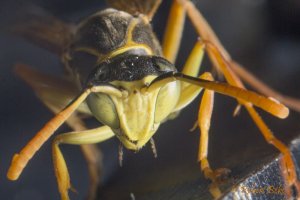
[86,53,176,86]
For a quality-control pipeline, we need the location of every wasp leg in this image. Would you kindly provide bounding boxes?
[174,40,205,111]
[167,0,300,113]
[163,0,229,64]
[229,61,300,113]
[166,0,299,196]
[52,126,114,200]
[15,64,104,200]
[162,0,186,63]
[201,40,300,198]
[197,72,231,198]
[7,85,90,181]
[175,0,230,60]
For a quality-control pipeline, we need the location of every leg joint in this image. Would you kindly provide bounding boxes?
[176,0,191,9]
[52,136,62,146]
[267,137,289,153]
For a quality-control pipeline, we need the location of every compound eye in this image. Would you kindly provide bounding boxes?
[86,93,120,129]
[152,56,177,72]
[154,81,180,123]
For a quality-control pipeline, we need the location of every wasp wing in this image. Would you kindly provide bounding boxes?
[10,6,74,55]
[106,0,162,20]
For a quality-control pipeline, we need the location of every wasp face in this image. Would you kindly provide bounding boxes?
[86,55,180,150]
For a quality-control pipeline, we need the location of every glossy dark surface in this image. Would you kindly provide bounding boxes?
[86,55,175,85]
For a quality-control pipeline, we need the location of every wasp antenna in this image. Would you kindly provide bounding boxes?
[150,138,158,158]
[175,73,289,119]
[90,85,123,97]
[149,72,289,119]
[119,143,124,167]
[147,72,177,92]
[7,88,92,181]
[130,193,136,200]
[233,104,242,117]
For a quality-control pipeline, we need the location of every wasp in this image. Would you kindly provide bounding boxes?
[6,0,300,199]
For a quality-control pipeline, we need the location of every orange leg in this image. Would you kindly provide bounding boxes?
[197,72,231,198]
[7,87,90,180]
[229,61,300,113]
[203,40,300,198]
[164,0,300,197]
[13,64,103,200]
[52,126,114,200]
[162,0,186,63]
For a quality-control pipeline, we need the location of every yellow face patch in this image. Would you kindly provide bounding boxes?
[110,76,160,150]
[87,75,180,150]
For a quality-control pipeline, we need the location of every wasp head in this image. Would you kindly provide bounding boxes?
[85,55,181,150]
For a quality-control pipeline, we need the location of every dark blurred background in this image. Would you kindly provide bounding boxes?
[0,0,299,200]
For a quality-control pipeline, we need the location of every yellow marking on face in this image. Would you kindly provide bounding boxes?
[109,76,159,150]
[98,75,180,150]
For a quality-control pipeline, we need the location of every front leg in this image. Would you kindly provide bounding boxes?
[13,64,103,200]
[52,126,114,200]
[163,0,300,198]
[202,40,300,196]
[196,72,230,198]
[173,40,206,111]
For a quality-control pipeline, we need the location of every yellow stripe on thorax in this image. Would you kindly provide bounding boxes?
[97,18,153,62]
[74,18,154,63]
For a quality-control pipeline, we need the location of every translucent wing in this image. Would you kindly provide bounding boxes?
[106,0,162,20]
[10,6,74,55]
